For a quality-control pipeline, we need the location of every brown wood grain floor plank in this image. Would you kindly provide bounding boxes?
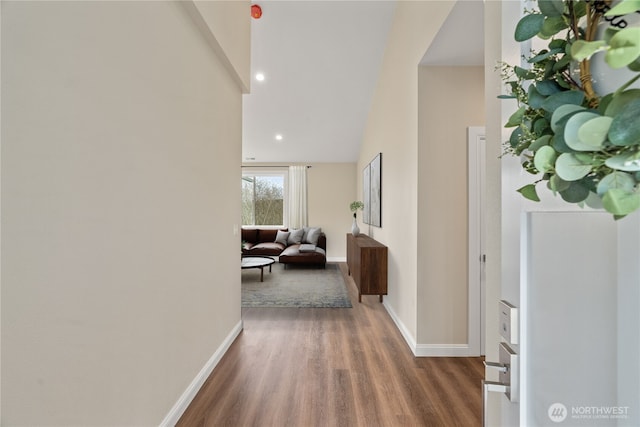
[177,263,484,427]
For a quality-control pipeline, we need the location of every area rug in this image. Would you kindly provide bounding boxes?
[241,263,352,308]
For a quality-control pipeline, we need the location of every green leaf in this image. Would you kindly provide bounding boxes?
[534,145,558,173]
[533,117,550,135]
[551,104,586,133]
[603,27,618,45]
[555,153,592,181]
[628,57,640,72]
[549,39,567,50]
[578,116,613,149]
[602,188,640,216]
[552,134,573,153]
[538,0,565,17]
[604,89,640,117]
[515,14,545,42]
[606,28,640,69]
[509,126,523,148]
[597,171,636,196]
[584,191,604,210]
[559,180,591,203]
[543,60,556,79]
[571,40,606,61]
[573,1,588,18]
[505,106,526,127]
[608,98,640,146]
[605,151,640,171]
[541,91,585,113]
[605,0,640,16]
[553,55,572,72]
[549,174,571,192]
[550,107,588,154]
[536,80,562,96]
[528,48,564,63]
[564,112,603,151]
[557,75,573,89]
[540,16,569,38]
[599,93,614,115]
[574,152,595,164]
[528,85,546,109]
[517,184,540,202]
[530,134,552,151]
[514,66,536,79]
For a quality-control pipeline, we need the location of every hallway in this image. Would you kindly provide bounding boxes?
[178,263,484,426]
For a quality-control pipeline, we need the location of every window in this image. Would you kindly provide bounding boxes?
[242,170,288,226]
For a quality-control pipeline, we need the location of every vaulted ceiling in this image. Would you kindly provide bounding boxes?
[242,0,484,164]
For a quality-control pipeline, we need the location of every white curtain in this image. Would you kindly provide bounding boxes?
[288,165,308,229]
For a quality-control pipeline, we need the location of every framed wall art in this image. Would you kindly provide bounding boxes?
[363,163,371,225]
[363,152,381,227]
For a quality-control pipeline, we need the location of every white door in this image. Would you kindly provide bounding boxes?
[484,0,640,424]
[487,140,640,427]
[519,211,639,426]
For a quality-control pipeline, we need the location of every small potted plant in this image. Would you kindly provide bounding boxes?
[350,201,364,236]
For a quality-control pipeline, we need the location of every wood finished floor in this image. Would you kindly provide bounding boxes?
[177,263,484,427]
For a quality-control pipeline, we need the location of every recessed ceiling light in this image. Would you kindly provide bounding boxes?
[275,134,283,141]
[255,73,265,81]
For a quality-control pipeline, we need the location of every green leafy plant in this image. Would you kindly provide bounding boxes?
[501,0,640,218]
[350,201,364,218]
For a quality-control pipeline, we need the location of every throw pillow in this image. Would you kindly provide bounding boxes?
[287,228,304,245]
[299,244,316,253]
[275,230,290,246]
[303,227,322,245]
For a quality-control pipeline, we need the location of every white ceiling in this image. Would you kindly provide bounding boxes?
[420,0,484,67]
[242,0,484,164]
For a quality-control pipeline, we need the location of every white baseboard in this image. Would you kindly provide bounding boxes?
[382,301,476,357]
[160,319,243,426]
[327,256,346,262]
[414,343,473,357]
[382,300,418,355]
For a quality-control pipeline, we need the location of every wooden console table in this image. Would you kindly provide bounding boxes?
[346,233,388,302]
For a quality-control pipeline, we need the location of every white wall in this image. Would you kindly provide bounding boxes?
[188,0,251,92]
[417,65,484,347]
[1,1,248,424]
[307,163,358,260]
[358,1,454,348]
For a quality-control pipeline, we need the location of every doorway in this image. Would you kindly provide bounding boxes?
[468,126,486,356]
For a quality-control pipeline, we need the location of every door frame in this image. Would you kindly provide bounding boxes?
[468,126,486,356]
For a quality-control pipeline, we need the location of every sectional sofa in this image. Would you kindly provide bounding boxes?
[241,227,326,268]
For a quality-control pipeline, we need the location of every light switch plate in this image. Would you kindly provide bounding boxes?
[499,300,518,344]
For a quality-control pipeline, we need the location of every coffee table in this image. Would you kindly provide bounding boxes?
[241,256,275,282]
